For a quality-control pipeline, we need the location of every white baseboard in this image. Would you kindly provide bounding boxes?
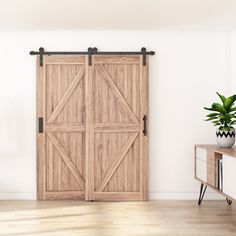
[0,193,36,200]
[150,192,224,200]
[0,192,224,200]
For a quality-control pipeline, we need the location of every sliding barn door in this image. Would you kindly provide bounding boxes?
[88,55,148,201]
[37,56,86,200]
[37,55,148,201]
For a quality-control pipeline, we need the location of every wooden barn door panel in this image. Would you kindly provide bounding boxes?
[92,56,148,201]
[37,56,86,200]
[37,55,148,201]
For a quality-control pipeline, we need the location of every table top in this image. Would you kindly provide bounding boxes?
[195,144,236,157]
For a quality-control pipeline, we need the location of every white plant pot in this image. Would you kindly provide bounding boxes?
[216,128,235,148]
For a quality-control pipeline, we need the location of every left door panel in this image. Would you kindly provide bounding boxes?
[37,56,86,200]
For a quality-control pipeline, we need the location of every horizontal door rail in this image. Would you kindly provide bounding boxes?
[30,47,155,66]
[29,47,155,56]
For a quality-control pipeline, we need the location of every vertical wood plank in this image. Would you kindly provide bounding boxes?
[57,67,62,191]
[85,56,95,201]
[107,65,116,192]
[140,56,149,201]
[132,65,139,191]
[36,56,46,200]
[47,139,54,191]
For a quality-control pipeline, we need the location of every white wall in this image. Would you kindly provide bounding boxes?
[230,31,236,93]
[0,31,230,199]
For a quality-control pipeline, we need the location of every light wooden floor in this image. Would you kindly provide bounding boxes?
[0,200,236,236]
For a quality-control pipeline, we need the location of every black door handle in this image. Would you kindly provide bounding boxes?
[38,117,44,133]
[143,115,147,136]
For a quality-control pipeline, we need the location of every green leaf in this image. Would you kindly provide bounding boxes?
[222,126,231,131]
[212,120,221,124]
[204,93,236,128]
[204,107,215,111]
[224,95,236,112]
[220,114,226,119]
[219,118,225,124]
[205,117,218,121]
[216,92,226,103]
[206,113,219,117]
[212,103,226,114]
[229,106,236,112]
[213,123,221,126]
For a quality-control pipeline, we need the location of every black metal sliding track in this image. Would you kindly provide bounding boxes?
[30,47,155,66]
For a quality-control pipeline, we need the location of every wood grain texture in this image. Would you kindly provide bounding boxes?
[94,55,140,64]
[37,55,149,201]
[196,144,236,157]
[95,123,139,133]
[96,132,139,192]
[140,56,149,201]
[46,124,85,132]
[85,56,95,201]
[47,132,85,189]
[36,56,46,200]
[96,64,139,123]
[93,56,147,200]
[45,56,85,64]
[45,191,84,200]
[37,56,86,200]
[47,65,85,123]
[1,201,236,236]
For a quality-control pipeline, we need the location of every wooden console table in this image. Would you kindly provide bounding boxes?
[195,145,236,205]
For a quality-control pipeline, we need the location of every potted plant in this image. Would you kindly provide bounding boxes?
[204,92,236,148]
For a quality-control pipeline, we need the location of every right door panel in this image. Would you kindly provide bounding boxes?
[92,56,148,201]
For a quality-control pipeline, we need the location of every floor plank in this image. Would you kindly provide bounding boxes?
[0,200,235,236]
